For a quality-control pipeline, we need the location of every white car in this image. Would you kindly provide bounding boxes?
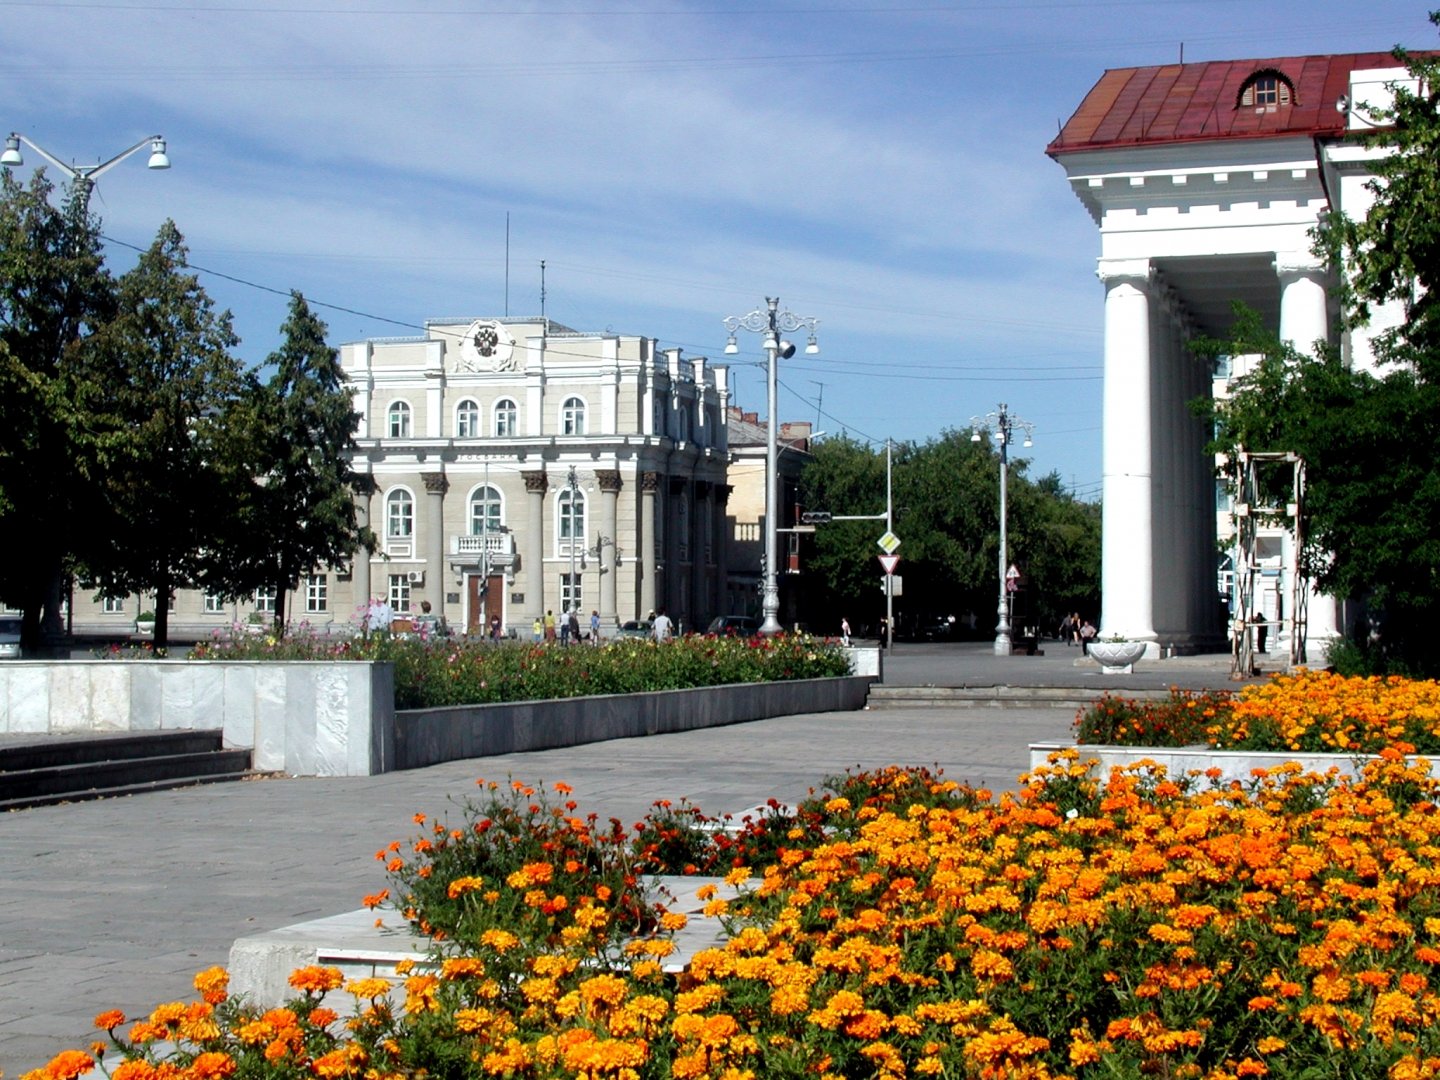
[0,615,21,659]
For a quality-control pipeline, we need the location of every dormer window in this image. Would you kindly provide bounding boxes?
[1238,71,1294,111]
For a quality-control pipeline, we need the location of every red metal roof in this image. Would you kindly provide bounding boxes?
[1047,52,1408,155]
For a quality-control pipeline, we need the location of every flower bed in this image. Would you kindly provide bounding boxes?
[35,755,1440,1080]
[191,631,851,711]
[1076,670,1440,755]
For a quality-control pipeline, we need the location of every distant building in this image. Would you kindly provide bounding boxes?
[1049,52,1417,659]
[71,317,731,638]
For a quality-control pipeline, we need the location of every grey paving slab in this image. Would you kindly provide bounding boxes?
[0,702,1078,1074]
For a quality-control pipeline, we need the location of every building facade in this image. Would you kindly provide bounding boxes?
[71,316,732,639]
[1049,53,1415,659]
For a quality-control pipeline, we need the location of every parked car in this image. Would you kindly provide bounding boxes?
[0,614,21,659]
[707,615,760,636]
[615,619,653,640]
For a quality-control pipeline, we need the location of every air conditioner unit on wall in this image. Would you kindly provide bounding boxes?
[407,571,425,585]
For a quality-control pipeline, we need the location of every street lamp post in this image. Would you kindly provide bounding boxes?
[724,298,820,636]
[2,132,170,213]
[971,404,1034,656]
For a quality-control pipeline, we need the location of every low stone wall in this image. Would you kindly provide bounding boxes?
[0,661,394,777]
[395,676,874,771]
[0,660,870,778]
[1030,742,1440,786]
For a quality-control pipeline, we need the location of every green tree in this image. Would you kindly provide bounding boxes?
[0,169,114,650]
[75,220,246,649]
[225,292,373,630]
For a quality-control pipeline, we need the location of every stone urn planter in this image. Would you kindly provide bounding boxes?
[134,614,155,637]
[1089,639,1146,673]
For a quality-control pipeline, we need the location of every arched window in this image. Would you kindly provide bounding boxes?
[387,400,412,439]
[1238,70,1294,109]
[493,398,518,437]
[561,396,587,436]
[455,399,480,438]
[470,485,503,535]
[386,489,414,538]
[558,488,586,552]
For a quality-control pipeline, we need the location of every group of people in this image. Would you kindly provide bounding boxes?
[531,608,604,645]
[1058,612,1097,652]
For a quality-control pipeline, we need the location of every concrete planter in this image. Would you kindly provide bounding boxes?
[1030,741,1440,787]
[1088,640,1146,673]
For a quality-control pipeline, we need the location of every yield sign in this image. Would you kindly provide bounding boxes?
[878,554,900,575]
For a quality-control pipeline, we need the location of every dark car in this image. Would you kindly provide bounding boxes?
[706,615,760,636]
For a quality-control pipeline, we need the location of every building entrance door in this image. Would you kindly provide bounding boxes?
[467,574,506,636]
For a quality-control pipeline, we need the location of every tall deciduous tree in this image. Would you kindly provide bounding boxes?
[226,292,373,630]
[0,169,114,650]
[76,220,245,648]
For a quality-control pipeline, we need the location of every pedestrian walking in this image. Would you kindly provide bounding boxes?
[590,609,601,645]
[544,610,557,644]
[840,616,851,646]
[652,608,673,641]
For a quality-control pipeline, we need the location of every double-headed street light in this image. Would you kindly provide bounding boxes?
[724,298,820,636]
[2,131,170,212]
[971,404,1034,656]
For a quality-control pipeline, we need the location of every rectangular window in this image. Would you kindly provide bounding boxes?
[254,588,277,614]
[203,593,226,614]
[102,595,127,614]
[388,574,412,614]
[305,574,328,614]
[560,573,582,613]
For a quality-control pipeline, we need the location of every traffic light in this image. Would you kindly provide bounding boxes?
[800,511,831,524]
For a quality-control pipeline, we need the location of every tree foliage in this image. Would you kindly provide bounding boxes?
[0,169,114,648]
[224,292,373,629]
[799,432,1099,635]
[75,220,247,648]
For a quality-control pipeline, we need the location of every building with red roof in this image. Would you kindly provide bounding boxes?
[1048,52,1423,662]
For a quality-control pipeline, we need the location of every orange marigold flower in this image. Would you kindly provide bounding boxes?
[362,889,390,909]
[288,965,344,994]
[1235,1059,1268,1076]
[28,1050,94,1080]
[1257,1037,1286,1054]
[193,965,230,1004]
[93,1010,126,1031]
[187,1052,237,1080]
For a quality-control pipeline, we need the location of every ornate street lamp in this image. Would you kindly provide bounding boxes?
[724,298,820,636]
[3,131,170,213]
[971,404,1034,656]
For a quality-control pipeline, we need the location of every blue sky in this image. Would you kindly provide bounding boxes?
[3,1,1432,497]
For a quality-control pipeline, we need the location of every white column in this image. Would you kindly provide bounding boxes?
[1275,253,1339,657]
[523,471,548,623]
[422,473,447,611]
[640,472,658,619]
[597,470,621,627]
[351,478,374,609]
[1098,259,1157,646]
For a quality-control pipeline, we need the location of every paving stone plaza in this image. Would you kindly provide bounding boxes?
[0,643,1241,1074]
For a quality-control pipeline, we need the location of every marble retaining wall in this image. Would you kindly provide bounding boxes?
[0,660,874,777]
[0,661,395,776]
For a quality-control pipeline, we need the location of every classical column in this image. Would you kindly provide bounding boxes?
[523,470,548,623]
[1098,258,1157,647]
[351,475,375,607]
[421,472,448,612]
[640,471,659,619]
[596,469,622,628]
[669,476,688,626]
[691,481,710,627]
[1275,252,1337,658]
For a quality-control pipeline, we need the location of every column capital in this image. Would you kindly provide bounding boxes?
[596,469,623,494]
[1096,257,1152,286]
[421,471,449,495]
[693,480,711,499]
[715,483,733,505]
[641,471,661,494]
[523,469,549,495]
[1273,251,1326,281]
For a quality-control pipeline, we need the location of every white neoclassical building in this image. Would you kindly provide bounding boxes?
[1049,51,1416,658]
[70,316,732,639]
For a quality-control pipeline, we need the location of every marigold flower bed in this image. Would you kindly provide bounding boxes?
[1076,670,1440,756]
[31,754,1440,1080]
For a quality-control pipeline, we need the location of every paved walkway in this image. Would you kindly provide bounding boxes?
[0,642,1247,1073]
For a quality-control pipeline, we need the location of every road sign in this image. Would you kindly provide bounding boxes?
[878,554,900,575]
[877,531,900,554]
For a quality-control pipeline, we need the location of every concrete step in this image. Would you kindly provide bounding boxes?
[0,731,255,812]
[868,685,1178,709]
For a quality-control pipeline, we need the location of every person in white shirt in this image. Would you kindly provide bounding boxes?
[652,608,673,641]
